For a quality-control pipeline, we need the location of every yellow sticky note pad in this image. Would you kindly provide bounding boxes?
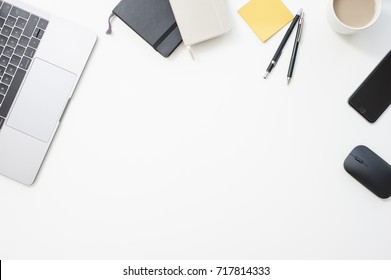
[238,0,294,42]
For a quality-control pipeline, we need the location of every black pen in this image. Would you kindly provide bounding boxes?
[263,9,302,79]
[287,11,304,84]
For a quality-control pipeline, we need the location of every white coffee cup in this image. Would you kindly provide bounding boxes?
[327,0,382,34]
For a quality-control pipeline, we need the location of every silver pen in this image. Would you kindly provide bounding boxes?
[287,10,304,84]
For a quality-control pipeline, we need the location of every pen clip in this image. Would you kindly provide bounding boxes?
[297,14,304,42]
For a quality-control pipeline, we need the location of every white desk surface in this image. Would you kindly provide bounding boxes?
[1,0,391,259]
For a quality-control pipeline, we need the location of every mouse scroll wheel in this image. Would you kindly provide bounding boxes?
[354,156,364,164]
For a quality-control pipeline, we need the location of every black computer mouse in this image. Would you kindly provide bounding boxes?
[344,145,391,199]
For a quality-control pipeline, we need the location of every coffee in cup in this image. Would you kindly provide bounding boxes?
[327,0,382,34]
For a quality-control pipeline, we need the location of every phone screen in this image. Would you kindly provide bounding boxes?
[349,51,391,123]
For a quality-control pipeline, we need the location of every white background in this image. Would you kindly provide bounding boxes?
[1,0,391,259]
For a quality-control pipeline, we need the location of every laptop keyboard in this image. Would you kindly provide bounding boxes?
[0,1,48,130]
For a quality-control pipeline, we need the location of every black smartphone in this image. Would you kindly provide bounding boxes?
[349,50,391,123]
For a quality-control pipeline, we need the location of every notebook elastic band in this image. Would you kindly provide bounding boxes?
[152,22,178,49]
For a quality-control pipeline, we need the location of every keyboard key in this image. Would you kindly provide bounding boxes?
[15,18,27,29]
[18,36,29,47]
[0,45,3,55]
[24,47,35,58]
[3,46,12,57]
[33,28,44,39]
[0,69,26,118]
[7,36,17,48]
[0,82,7,94]
[19,56,31,70]
[0,55,9,66]
[0,35,6,46]
[28,37,40,49]
[1,25,11,36]
[10,54,21,66]
[14,45,25,56]
[0,17,4,28]
[37,18,49,30]
[0,116,5,130]
[10,6,30,19]
[0,95,4,106]
[0,2,11,18]
[11,27,22,38]
[23,14,39,37]
[1,73,11,85]
[5,15,16,27]
[36,29,44,39]
[0,65,4,76]
[5,64,15,75]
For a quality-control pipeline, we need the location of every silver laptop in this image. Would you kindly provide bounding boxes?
[0,0,96,185]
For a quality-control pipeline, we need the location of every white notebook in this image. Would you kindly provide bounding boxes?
[168,0,231,47]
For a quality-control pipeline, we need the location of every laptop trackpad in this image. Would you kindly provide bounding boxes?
[7,58,76,142]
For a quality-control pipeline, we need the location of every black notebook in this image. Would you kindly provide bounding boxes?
[110,0,182,57]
